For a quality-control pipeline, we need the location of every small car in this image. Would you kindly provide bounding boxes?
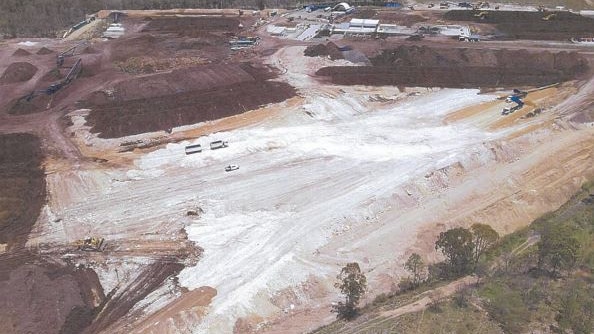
[225,164,239,172]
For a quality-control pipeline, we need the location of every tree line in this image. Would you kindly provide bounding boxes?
[0,0,392,38]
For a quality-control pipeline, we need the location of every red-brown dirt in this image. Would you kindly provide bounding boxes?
[0,62,38,84]
[36,47,54,55]
[0,133,45,249]
[141,16,243,35]
[12,48,31,56]
[0,261,104,334]
[444,10,594,40]
[316,46,589,88]
[83,63,296,138]
[304,42,344,60]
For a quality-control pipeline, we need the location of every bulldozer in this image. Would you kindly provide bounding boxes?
[542,13,557,21]
[75,236,105,251]
[474,11,489,19]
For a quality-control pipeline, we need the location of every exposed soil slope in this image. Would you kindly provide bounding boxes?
[316,46,588,88]
[444,10,594,40]
[0,133,45,249]
[83,63,296,138]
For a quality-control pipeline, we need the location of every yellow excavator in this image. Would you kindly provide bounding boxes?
[542,13,557,21]
[474,11,489,19]
[75,236,105,251]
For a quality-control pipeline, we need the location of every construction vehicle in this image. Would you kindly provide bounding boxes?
[542,13,557,21]
[75,236,105,251]
[57,41,87,68]
[210,140,229,150]
[502,89,528,115]
[474,11,489,19]
[20,58,82,102]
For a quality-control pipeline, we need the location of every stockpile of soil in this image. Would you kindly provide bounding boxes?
[444,10,594,40]
[316,46,589,88]
[0,263,104,334]
[0,62,38,83]
[7,94,52,115]
[304,42,344,60]
[0,133,45,248]
[142,17,242,36]
[36,47,54,55]
[83,63,296,138]
[12,48,31,56]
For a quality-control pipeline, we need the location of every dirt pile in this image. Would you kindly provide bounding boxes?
[12,48,31,56]
[36,47,54,55]
[316,46,589,88]
[7,94,52,115]
[444,10,594,40]
[0,262,104,334]
[0,62,38,84]
[304,42,344,60]
[83,63,296,138]
[0,133,45,248]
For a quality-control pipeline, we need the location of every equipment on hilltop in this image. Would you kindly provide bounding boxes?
[20,58,82,102]
[75,236,105,251]
[57,41,87,68]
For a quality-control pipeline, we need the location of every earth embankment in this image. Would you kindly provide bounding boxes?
[316,46,588,88]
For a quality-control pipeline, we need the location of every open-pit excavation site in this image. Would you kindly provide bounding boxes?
[1,2,594,334]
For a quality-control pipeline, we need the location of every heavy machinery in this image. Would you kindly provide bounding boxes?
[474,11,489,19]
[502,89,528,115]
[75,236,105,251]
[21,58,82,102]
[57,41,87,68]
[542,13,557,21]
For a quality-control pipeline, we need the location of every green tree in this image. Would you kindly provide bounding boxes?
[435,227,474,276]
[538,224,580,276]
[471,223,499,264]
[404,253,426,287]
[556,281,594,334]
[332,262,367,320]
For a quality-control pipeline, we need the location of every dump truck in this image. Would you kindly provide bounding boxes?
[185,143,202,155]
[210,140,229,150]
[75,236,105,251]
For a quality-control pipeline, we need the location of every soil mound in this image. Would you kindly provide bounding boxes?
[444,10,594,40]
[0,133,45,247]
[304,42,344,60]
[316,46,588,88]
[83,63,296,138]
[7,95,52,115]
[12,48,31,56]
[36,47,54,55]
[0,62,38,84]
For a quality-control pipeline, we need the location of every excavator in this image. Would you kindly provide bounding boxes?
[75,236,106,251]
[474,11,489,19]
[542,13,557,21]
[501,89,540,115]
